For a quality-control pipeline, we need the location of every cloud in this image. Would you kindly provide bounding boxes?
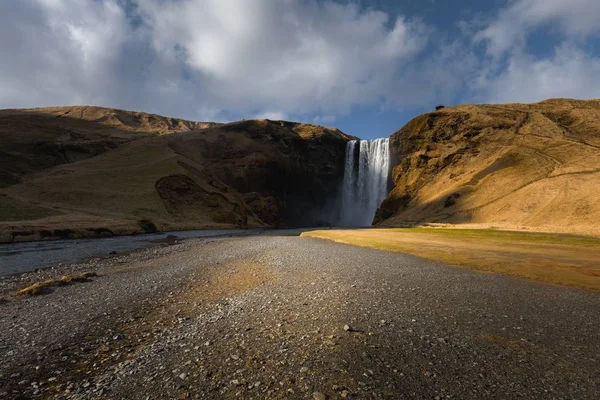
[471,0,600,104]
[476,0,600,57]
[0,0,598,129]
[385,38,479,108]
[136,0,429,116]
[0,0,435,122]
[253,111,288,121]
[476,44,600,104]
[0,0,129,108]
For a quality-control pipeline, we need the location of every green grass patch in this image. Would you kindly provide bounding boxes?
[0,196,61,221]
[302,228,600,291]
[388,227,600,248]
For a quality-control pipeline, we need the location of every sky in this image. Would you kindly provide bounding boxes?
[1,0,600,139]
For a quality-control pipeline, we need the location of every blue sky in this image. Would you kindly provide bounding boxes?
[1,0,600,139]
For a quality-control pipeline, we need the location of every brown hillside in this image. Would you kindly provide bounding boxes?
[0,106,218,188]
[0,107,352,242]
[375,99,600,236]
[15,106,219,133]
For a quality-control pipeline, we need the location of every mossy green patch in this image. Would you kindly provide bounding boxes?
[389,227,600,248]
[302,228,600,291]
[0,196,61,221]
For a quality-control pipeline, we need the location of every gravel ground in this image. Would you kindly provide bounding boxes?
[0,235,599,399]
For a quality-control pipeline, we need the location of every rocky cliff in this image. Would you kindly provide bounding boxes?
[375,99,600,236]
[0,107,352,242]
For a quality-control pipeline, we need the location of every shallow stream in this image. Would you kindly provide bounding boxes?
[0,228,317,276]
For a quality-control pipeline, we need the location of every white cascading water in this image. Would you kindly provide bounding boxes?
[340,138,390,226]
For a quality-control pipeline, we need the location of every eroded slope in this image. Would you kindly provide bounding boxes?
[0,107,352,242]
[375,99,600,236]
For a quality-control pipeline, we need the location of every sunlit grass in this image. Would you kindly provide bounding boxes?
[389,227,600,247]
[301,228,600,291]
[0,196,61,221]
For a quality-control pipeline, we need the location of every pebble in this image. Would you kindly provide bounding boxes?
[1,235,598,400]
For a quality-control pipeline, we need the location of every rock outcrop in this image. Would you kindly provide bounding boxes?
[0,107,352,242]
[375,99,600,236]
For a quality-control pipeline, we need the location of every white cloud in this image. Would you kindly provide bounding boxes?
[136,0,429,116]
[0,0,435,123]
[253,111,288,121]
[477,44,600,104]
[476,0,600,57]
[471,0,600,104]
[0,0,598,129]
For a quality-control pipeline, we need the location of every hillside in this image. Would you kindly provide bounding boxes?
[0,107,352,242]
[375,99,600,236]
[0,106,220,188]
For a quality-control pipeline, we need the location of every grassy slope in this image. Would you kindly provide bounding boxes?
[302,228,600,291]
[0,107,351,242]
[377,99,600,237]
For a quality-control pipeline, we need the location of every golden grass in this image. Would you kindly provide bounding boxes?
[301,228,600,291]
[15,272,98,296]
[381,99,600,238]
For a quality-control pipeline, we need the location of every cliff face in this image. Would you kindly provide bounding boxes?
[0,107,352,242]
[375,99,600,236]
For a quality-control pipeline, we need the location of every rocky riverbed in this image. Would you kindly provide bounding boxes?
[1,235,599,399]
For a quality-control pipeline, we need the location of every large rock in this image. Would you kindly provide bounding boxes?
[375,99,600,236]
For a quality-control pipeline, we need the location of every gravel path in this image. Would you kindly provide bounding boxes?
[1,235,599,399]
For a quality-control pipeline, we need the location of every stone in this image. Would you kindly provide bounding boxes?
[313,392,327,400]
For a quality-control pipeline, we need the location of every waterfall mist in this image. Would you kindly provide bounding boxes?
[340,138,391,226]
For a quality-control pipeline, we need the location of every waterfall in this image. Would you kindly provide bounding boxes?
[340,138,390,226]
